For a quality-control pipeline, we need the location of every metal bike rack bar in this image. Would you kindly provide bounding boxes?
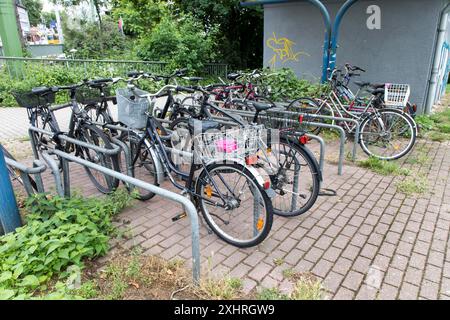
[4,157,47,196]
[40,152,65,197]
[49,148,201,284]
[218,108,347,175]
[29,126,122,156]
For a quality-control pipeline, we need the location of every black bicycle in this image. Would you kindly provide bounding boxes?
[13,83,120,194]
[114,81,274,248]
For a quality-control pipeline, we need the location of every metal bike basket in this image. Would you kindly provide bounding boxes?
[193,125,264,162]
[116,88,150,129]
[12,91,56,108]
[76,86,115,105]
[384,84,410,107]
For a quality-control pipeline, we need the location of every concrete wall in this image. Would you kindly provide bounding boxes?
[263,0,448,111]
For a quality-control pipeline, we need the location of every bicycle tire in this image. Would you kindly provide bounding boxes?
[359,108,417,161]
[195,162,273,248]
[119,131,159,200]
[267,137,321,217]
[76,124,121,193]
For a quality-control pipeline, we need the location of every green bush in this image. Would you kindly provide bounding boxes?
[136,14,217,73]
[0,190,131,300]
[259,68,328,101]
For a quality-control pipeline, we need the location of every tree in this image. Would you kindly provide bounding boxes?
[21,0,43,26]
[175,0,263,69]
[52,0,106,27]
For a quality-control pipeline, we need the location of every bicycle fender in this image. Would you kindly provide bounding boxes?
[145,142,165,185]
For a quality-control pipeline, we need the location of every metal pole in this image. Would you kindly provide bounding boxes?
[0,145,22,234]
[329,0,359,73]
[0,0,24,77]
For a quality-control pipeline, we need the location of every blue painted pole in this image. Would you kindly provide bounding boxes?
[0,145,22,234]
[328,0,359,74]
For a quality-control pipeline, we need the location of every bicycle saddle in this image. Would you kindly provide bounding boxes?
[248,101,274,112]
[227,73,241,81]
[188,118,221,134]
[31,87,53,95]
[354,81,371,88]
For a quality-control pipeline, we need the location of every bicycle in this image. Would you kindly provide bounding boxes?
[13,83,121,194]
[289,67,417,161]
[169,85,322,217]
[113,80,274,247]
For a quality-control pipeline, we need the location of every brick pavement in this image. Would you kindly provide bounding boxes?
[10,136,448,300]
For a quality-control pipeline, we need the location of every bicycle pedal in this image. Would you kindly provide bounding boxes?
[172,212,187,222]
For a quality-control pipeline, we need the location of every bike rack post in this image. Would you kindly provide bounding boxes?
[4,157,47,196]
[41,152,65,197]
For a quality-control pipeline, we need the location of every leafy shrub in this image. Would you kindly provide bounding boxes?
[0,190,131,299]
[259,68,328,101]
[136,14,217,73]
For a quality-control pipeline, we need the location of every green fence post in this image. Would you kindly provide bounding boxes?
[0,0,24,77]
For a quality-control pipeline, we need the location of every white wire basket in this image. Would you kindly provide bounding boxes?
[193,125,264,163]
[116,88,151,129]
[384,84,410,107]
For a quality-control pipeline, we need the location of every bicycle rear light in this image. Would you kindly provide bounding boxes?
[246,154,258,165]
[299,135,309,145]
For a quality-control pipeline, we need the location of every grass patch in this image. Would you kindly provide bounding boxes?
[396,175,428,195]
[258,273,324,300]
[358,156,410,176]
[415,107,450,141]
[273,258,284,266]
[196,277,243,300]
[320,129,340,142]
[257,287,289,300]
[405,150,430,166]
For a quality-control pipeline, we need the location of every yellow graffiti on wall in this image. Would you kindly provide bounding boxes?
[266,32,310,69]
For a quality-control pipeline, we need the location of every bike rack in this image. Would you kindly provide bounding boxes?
[4,157,47,196]
[27,125,202,285]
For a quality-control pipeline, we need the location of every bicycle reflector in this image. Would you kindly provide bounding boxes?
[204,185,212,198]
[246,154,258,165]
[263,181,270,190]
[256,217,264,231]
[298,115,304,124]
[299,135,310,145]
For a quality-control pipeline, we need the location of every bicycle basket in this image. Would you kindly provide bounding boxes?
[116,88,150,129]
[75,86,114,105]
[193,125,264,162]
[12,91,55,109]
[384,84,410,107]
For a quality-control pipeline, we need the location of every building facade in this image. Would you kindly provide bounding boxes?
[259,0,450,112]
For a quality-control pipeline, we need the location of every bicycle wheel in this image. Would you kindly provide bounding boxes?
[263,137,321,217]
[195,162,273,248]
[288,98,334,134]
[76,124,120,193]
[359,108,416,160]
[120,131,159,200]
